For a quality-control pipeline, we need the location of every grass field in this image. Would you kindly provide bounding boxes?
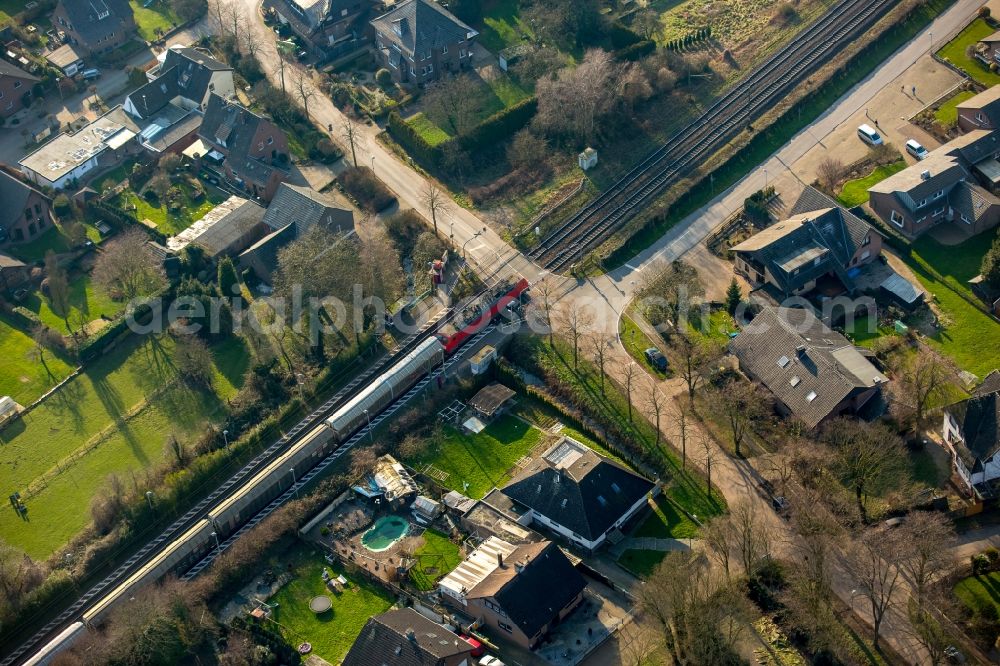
[619,311,668,377]
[954,571,1000,616]
[474,0,535,53]
[687,309,737,343]
[405,112,452,147]
[404,413,543,499]
[837,160,907,208]
[904,230,1000,378]
[129,0,181,41]
[270,547,394,664]
[409,529,462,591]
[0,0,24,24]
[844,314,894,348]
[0,333,246,559]
[633,495,699,539]
[21,273,124,333]
[618,549,666,578]
[934,89,977,126]
[937,18,1000,87]
[0,316,75,406]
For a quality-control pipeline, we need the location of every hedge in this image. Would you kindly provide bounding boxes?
[388,110,443,166]
[609,20,644,49]
[615,40,656,62]
[77,299,156,362]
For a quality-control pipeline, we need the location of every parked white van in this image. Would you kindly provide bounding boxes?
[857,124,883,146]
[905,139,929,160]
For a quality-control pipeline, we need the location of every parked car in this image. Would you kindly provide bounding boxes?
[81,68,101,80]
[459,635,485,658]
[644,347,668,371]
[905,139,929,160]
[857,124,883,146]
[480,657,506,666]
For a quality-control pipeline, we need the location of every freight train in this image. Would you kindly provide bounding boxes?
[19,278,529,666]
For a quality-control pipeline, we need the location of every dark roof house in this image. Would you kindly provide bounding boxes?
[944,387,1000,497]
[264,0,372,55]
[728,306,888,429]
[126,47,233,120]
[0,59,40,118]
[52,0,136,54]
[732,188,882,298]
[262,182,355,236]
[0,168,55,246]
[371,0,478,84]
[501,437,655,550]
[342,608,474,666]
[958,85,1000,132]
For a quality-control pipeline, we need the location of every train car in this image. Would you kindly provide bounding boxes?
[22,622,85,666]
[208,424,334,533]
[441,278,529,355]
[82,519,215,626]
[324,337,444,440]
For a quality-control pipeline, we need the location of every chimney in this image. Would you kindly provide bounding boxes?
[497,552,504,568]
[796,344,806,356]
[920,169,931,180]
[406,628,416,641]
[514,562,525,574]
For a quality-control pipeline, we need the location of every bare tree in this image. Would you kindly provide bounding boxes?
[44,251,72,332]
[709,379,767,458]
[555,301,593,370]
[535,49,624,143]
[703,516,735,578]
[350,447,378,479]
[700,431,718,496]
[638,260,704,334]
[173,334,214,389]
[646,376,665,448]
[631,7,661,40]
[0,540,43,615]
[817,156,845,191]
[823,418,907,523]
[530,278,558,346]
[852,528,904,649]
[92,229,166,304]
[422,182,446,237]
[674,330,722,401]
[422,75,481,136]
[731,500,773,576]
[342,116,359,168]
[589,330,611,395]
[889,345,954,434]
[623,361,638,422]
[292,69,316,120]
[671,400,691,468]
[897,511,954,606]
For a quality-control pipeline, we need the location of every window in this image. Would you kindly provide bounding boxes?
[267,137,273,145]
[442,45,448,53]
[806,391,817,402]
[890,210,904,228]
[498,622,513,634]
[933,206,945,217]
[934,189,944,199]
[460,48,467,58]
[410,66,415,76]
[860,249,870,261]
[13,228,23,241]
[13,81,21,89]
[862,235,870,246]
[341,8,348,15]
[427,64,433,74]
[28,222,36,237]
[919,198,927,207]
[34,204,40,215]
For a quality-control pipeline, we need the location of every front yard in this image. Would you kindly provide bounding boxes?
[936,18,1000,87]
[934,89,978,127]
[633,495,700,539]
[836,160,907,208]
[954,571,1000,617]
[270,546,395,664]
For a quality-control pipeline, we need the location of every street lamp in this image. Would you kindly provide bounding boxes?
[462,226,487,260]
[222,429,229,449]
[371,155,375,173]
[145,491,154,510]
[290,467,298,499]
[449,220,454,240]
[762,168,768,192]
[364,408,374,444]
[211,531,220,553]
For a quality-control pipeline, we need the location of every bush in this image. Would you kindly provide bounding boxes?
[972,553,991,575]
[609,20,643,49]
[375,68,393,87]
[615,40,656,62]
[53,193,73,217]
[339,166,397,212]
[455,97,537,153]
[388,110,442,166]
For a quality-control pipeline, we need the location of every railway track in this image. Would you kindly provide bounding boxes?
[1,271,519,666]
[529,0,898,271]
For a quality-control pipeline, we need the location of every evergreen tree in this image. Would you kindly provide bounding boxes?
[725,278,742,316]
[217,256,241,301]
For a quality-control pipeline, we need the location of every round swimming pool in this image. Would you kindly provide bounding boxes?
[361,515,409,552]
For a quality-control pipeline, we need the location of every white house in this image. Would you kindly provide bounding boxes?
[499,437,657,551]
[942,374,1000,497]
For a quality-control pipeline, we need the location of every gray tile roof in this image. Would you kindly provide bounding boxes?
[868,150,967,209]
[342,608,473,666]
[943,129,1000,165]
[371,0,477,58]
[127,48,228,120]
[0,58,40,82]
[728,306,887,429]
[198,94,287,185]
[957,85,1000,118]
[976,370,1000,397]
[0,169,48,231]
[951,390,1000,463]
[57,0,134,46]
[950,180,1000,224]
[262,182,353,236]
[501,437,654,543]
[467,540,586,639]
[238,222,297,282]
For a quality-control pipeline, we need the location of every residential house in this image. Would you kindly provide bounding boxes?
[978,31,1000,66]
[438,537,586,649]
[0,253,30,291]
[728,306,888,429]
[166,195,266,259]
[124,46,235,155]
[500,436,656,551]
[264,0,371,57]
[0,59,40,118]
[957,85,1000,132]
[52,0,136,55]
[731,187,883,299]
[342,608,475,666]
[197,94,290,201]
[371,0,478,85]
[868,132,1000,238]
[943,371,1000,497]
[239,182,354,282]
[19,106,141,190]
[0,168,55,246]
[45,43,86,77]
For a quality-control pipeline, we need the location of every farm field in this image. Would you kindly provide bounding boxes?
[270,547,394,664]
[0,316,75,406]
[0,333,246,559]
[404,413,543,499]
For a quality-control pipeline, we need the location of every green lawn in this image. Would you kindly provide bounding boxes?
[475,0,536,53]
[837,160,907,208]
[955,572,1000,616]
[844,314,895,348]
[7,221,101,265]
[21,273,124,333]
[405,112,452,147]
[936,18,1000,87]
[910,445,947,488]
[619,311,667,377]
[934,90,977,126]
[129,0,180,41]
[409,529,462,591]
[904,230,1000,378]
[0,333,245,559]
[404,413,542,499]
[0,315,75,406]
[115,182,227,235]
[633,495,699,539]
[687,309,737,343]
[270,547,394,664]
[0,0,25,23]
[618,549,667,578]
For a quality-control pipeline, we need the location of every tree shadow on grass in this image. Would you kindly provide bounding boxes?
[42,377,86,433]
